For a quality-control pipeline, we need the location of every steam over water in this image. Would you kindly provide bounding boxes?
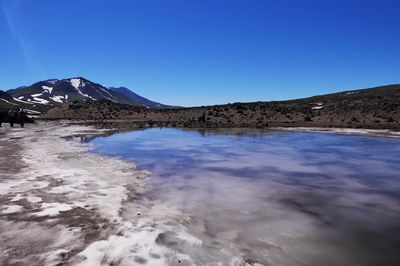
[91,128,400,266]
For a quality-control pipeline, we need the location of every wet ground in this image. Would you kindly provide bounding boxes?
[1,122,400,265]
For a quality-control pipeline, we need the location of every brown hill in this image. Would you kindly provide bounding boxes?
[42,84,400,129]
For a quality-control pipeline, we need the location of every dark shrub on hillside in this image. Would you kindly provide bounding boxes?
[304,116,312,121]
[198,113,206,122]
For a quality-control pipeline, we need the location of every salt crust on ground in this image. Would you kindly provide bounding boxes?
[0,122,211,266]
[273,127,400,138]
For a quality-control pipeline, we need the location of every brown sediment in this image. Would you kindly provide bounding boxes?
[0,129,25,177]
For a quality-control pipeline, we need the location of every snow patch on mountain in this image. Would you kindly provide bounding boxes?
[98,86,116,100]
[70,78,96,101]
[42,86,53,94]
[47,79,58,84]
[28,91,52,105]
[77,90,96,101]
[346,91,359,95]
[13,97,34,105]
[50,95,65,103]
[33,97,49,104]
[70,78,81,89]
[0,98,18,105]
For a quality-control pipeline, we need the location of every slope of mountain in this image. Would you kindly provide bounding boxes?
[0,90,19,111]
[5,77,177,112]
[0,90,17,104]
[7,77,137,108]
[109,87,179,109]
[43,84,400,130]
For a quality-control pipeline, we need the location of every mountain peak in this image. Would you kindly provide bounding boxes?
[68,78,84,90]
[66,76,90,82]
[3,77,176,112]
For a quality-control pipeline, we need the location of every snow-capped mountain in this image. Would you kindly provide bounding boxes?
[2,77,178,113]
[7,77,136,107]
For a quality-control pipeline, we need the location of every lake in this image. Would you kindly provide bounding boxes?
[90,127,400,266]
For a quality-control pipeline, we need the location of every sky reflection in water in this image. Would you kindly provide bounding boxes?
[90,128,400,266]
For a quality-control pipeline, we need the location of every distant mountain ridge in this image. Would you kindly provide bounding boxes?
[0,77,175,112]
[109,87,179,109]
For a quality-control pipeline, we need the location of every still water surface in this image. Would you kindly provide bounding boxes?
[90,128,400,266]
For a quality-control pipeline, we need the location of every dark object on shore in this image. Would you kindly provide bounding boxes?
[0,109,34,128]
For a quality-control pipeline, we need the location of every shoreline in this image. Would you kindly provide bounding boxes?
[271,126,400,138]
[36,118,400,138]
[38,117,400,130]
[0,122,199,265]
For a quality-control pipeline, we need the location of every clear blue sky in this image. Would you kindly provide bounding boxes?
[1,0,399,106]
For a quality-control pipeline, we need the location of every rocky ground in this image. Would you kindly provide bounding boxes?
[41,84,400,130]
